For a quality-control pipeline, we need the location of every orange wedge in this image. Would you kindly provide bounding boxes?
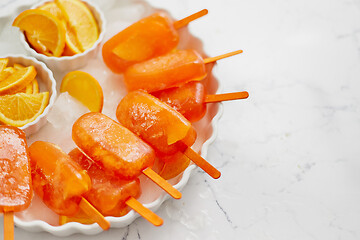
[0,58,9,72]
[17,82,32,94]
[0,67,15,81]
[59,209,95,225]
[39,2,82,55]
[0,92,49,127]
[13,63,25,69]
[13,9,66,57]
[32,79,39,93]
[18,79,39,94]
[60,71,103,112]
[55,0,99,51]
[0,65,36,95]
[39,2,64,19]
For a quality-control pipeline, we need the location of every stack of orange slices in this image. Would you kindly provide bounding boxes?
[12,0,99,57]
[0,58,49,127]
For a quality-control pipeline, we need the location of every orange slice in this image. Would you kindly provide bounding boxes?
[55,0,99,51]
[39,2,82,55]
[12,64,37,94]
[18,79,39,94]
[0,67,15,81]
[0,58,9,72]
[13,63,25,69]
[60,71,103,112]
[32,79,39,93]
[13,9,66,57]
[0,66,36,95]
[39,2,64,20]
[59,209,95,225]
[0,92,49,127]
[17,82,32,94]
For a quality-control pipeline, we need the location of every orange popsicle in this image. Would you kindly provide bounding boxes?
[69,148,163,226]
[116,91,220,179]
[117,90,196,156]
[68,148,141,217]
[153,82,249,122]
[0,126,33,240]
[124,49,243,93]
[28,141,110,230]
[72,112,155,180]
[29,141,91,216]
[102,10,208,73]
[72,112,181,199]
[152,81,206,122]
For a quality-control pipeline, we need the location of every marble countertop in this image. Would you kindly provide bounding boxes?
[1,0,360,239]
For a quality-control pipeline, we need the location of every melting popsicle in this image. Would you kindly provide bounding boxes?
[72,112,181,199]
[102,9,208,73]
[116,90,221,179]
[123,49,243,93]
[68,148,163,226]
[28,141,110,230]
[0,126,33,240]
[153,81,249,122]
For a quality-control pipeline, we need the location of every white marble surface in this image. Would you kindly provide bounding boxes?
[2,0,360,239]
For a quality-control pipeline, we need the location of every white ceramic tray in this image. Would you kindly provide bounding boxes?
[0,0,222,236]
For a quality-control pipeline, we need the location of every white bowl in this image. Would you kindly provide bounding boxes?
[16,0,106,72]
[0,54,57,136]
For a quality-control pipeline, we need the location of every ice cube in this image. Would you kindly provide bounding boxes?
[46,92,89,129]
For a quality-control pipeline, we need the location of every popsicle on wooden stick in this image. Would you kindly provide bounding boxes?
[102,9,208,73]
[123,49,243,93]
[28,141,110,230]
[0,126,33,240]
[68,148,163,226]
[72,112,181,200]
[116,90,221,179]
[153,82,249,122]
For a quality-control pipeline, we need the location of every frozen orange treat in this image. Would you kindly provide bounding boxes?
[116,90,197,156]
[28,141,91,216]
[0,126,32,213]
[124,49,207,93]
[69,148,141,217]
[154,81,250,122]
[153,82,206,122]
[72,112,156,180]
[102,9,208,73]
[103,13,178,73]
[116,91,221,179]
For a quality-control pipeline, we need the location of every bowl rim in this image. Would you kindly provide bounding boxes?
[0,54,57,132]
[16,0,106,61]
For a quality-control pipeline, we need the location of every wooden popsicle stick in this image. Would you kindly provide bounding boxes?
[125,197,163,226]
[142,168,182,199]
[173,9,208,29]
[203,50,243,64]
[79,198,110,230]
[183,147,221,179]
[205,91,249,103]
[4,211,14,240]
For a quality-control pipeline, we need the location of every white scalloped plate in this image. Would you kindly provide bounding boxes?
[1,0,223,236]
